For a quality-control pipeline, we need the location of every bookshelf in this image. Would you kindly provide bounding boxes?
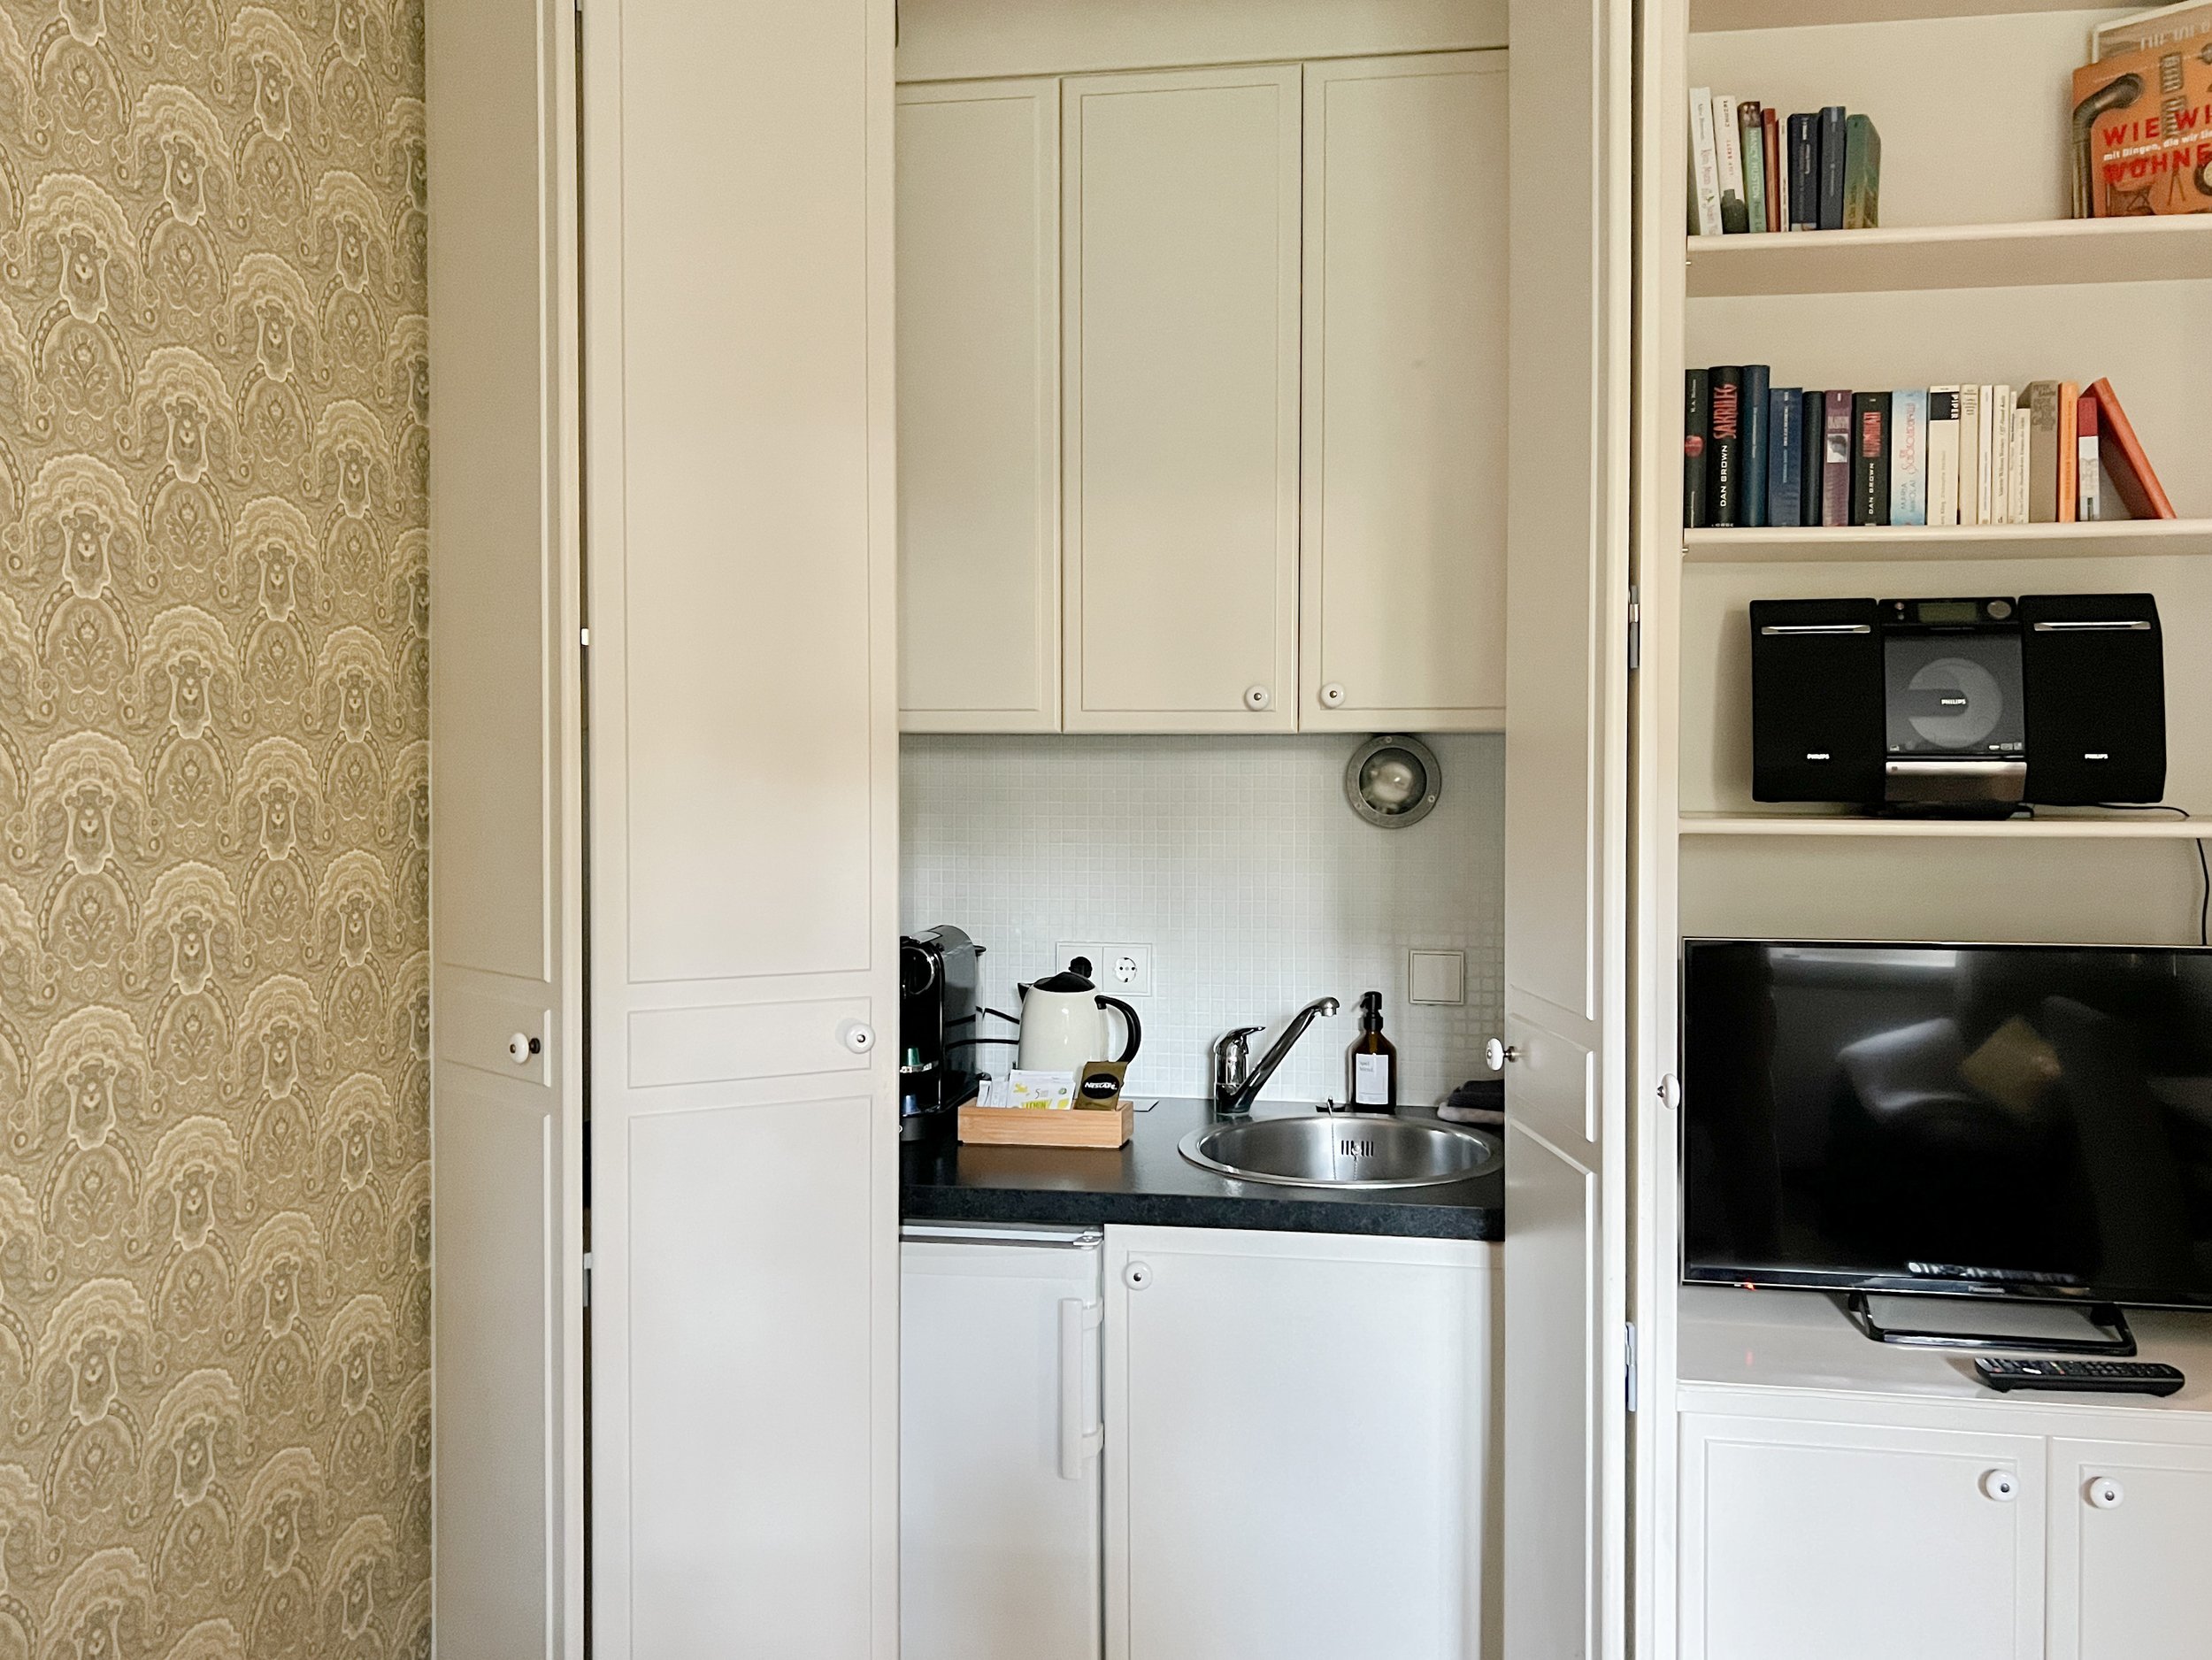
[1686,215,2212,297]
[1635,6,2212,1639]
[1685,518,2212,562]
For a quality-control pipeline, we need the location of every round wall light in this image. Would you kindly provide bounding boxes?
[1345,734,1441,829]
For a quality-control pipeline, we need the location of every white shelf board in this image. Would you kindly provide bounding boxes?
[1681,811,2208,839]
[1685,519,2212,564]
[1687,216,2212,299]
[1692,0,2116,32]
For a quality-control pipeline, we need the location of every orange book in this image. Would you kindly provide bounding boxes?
[2072,42,2212,216]
[2088,377,2176,519]
[2056,380,2078,523]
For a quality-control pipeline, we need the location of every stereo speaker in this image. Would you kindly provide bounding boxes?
[1749,598,1885,804]
[2019,592,2165,805]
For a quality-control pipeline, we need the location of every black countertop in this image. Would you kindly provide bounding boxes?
[900,1095,1502,1241]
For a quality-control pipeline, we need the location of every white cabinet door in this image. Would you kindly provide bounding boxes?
[897,79,1062,732]
[1103,1226,1498,1660]
[582,1,900,1656]
[901,1227,1104,1660]
[1062,65,1302,732]
[425,0,584,1653]
[2048,1436,2212,1660]
[1678,1414,2044,1660]
[1299,52,1509,733]
[1498,1,1633,1655]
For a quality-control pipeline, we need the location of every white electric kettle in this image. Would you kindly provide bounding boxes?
[1017,957,1143,1072]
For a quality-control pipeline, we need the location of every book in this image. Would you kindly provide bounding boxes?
[2078,391,2102,520]
[2057,380,2078,523]
[2000,382,2017,526]
[1763,109,1784,233]
[1973,385,1991,526]
[1768,386,1803,527]
[1842,114,1881,229]
[2010,404,2031,525]
[1817,106,1847,230]
[1689,88,1724,236]
[1786,114,1819,231]
[1801,389,1825,525]
[2072,45,2212,216]
[1715,95,1750,234]
[1709,366,1744,525]
[1741,364,1770,526]
[1821,389,1853,527]
[2024,381,2062,522]
[1851,392,1891,526]
[1684,370,1709,527]
[1927,388,1961,527]
[1890,389,1928,526]
[2094,0,2212,61]
[2089,376,2177,517]
[1740,101,1768,234]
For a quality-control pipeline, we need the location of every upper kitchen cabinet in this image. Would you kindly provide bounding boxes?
[1300,53,1508,732]
[1061,65,1303,732]
[898,80,1063,731]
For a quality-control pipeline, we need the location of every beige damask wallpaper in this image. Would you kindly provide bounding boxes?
[0,0,430,1656]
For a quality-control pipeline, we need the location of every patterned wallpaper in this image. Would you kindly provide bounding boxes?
[0,1,430,1657]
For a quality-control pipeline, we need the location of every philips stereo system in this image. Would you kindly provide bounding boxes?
[1749,593,2165,814]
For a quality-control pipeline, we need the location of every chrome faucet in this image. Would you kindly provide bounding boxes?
[1212,997,1340,1117]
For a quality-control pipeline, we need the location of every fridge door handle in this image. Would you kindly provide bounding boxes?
[1058,1296,1104,1480]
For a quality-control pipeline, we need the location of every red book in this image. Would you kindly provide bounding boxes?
[2088,377,2175,520]
[1762,110,1782,233]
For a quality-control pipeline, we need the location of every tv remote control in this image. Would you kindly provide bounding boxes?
[1975,1357,2185,1397]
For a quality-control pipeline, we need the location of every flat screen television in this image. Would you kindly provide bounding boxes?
[1682,940,2212,1310]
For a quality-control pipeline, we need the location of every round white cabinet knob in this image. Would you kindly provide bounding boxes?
[1486,1038,1519,1071]
[507,1032,539,1064]
[1320,682,1347,709]
[1243,685,1271,711]
[1980,1470,2018,1502]
[2089,1477,2124,1510]
[1123,1262,1152,1290]
[840,1021,877,1056]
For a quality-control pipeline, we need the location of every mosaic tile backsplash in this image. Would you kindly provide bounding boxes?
[901,733,1503,1104]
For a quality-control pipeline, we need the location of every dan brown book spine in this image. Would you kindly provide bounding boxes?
[1709,366,1743,526]
[1851,391,1891,526]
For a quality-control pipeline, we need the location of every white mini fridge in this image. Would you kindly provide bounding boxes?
[901,1223,1105,1660]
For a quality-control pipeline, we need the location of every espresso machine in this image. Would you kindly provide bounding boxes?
[899,926,991,1138]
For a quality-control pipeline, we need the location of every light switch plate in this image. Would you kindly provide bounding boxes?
[1409,949,1466,1006]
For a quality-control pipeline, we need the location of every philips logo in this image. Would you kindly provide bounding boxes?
[1805,752,1830,762]
[2085,752,2109,762]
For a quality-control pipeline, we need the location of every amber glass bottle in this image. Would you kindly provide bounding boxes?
[1347,990,1398,1110]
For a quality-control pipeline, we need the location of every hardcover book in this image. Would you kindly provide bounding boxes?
[2072,44,2212,216]
[1786,113,1819,231]
[1685,369,1709,528]
[1742,364,1770,526]
[2010,405,2032,525]
[1801,388,1826,525]
[1740,101,1768,234]
[1689,88,1723,236]
[1821,389,1853,527]
[2094,0,2212,60]
[2090,376,2177,517]
[1763,109,1784,232]
[1716,95,1750,234]
[1851,391,1892,526]
[1927,387,1962,527]
[1988,385,2013,525]
[2024,380,2062,522]
[1842,114,1882,228]
[1817,105,1847,230]
[1974,384,1996,525]
[2057,380,2079,523]
[1709,366,1744,526]
[1769,386,1804,527]
[1890,389,1929,526]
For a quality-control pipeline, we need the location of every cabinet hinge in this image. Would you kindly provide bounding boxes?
[581,1250,593,1308]
[1627,586,1641,673]
[579,626,590,648]
[1624,1320,1639,1414]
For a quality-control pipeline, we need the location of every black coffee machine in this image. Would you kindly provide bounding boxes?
[900,926,990,1138]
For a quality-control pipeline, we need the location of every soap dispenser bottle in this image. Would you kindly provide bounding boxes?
[1348,990,1398,1110]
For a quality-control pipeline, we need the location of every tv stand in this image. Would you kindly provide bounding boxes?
[1842,1289,2137,1356]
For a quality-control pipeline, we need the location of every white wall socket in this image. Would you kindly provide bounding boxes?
[1056,941,1154,997]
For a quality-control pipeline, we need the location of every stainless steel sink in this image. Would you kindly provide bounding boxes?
[1179,1113,1500,1189]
